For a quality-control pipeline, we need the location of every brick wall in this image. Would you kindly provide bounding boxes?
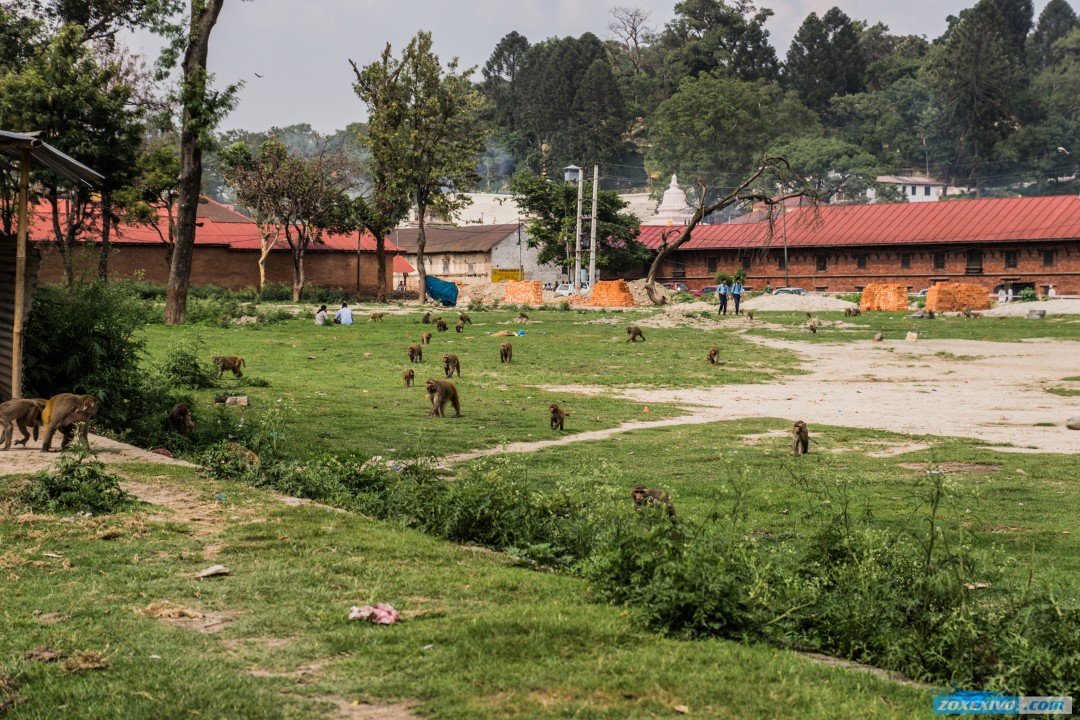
[588,279,635,307]
[860,283,909,311]
[661,242,1080,295]
[504,280,543,304]
[926,283,991,312]
[34,243,392,294]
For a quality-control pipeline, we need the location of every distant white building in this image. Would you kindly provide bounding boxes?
[640,174,695,226]
[867,175,947,202]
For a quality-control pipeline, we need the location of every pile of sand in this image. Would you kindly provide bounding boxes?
[981,299,1080,317]
[741,294,858,312]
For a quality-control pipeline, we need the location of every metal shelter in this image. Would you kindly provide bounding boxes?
[0,130,102,399]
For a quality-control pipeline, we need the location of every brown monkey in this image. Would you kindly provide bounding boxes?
[791,420,809,455]
[500,342,513,364]
[403,369,415,387]
[0,398,43,450]
[212,355,245,378]
[425,379,461,417]
[805,312,813,321]
[436,318,448,332]
[408,344,423,363]
[626,325,645,342]
[632,484,677,519]
[40,393,98,453]
[369,312,385,322]
[516,312,530,322]
[459,313,472,325]
[442,353,461,378]
[421,312,432,324]
[421,332,432,345]
[852,308,861,317]
[746,310,754,321]
[706,346,719,365]
[844,308,852,317]
[927,310,936,320]
[550,403,565,431]
[167,403,194,435]
[455,319,465,333]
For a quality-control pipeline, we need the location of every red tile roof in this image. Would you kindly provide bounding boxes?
[394,255,414,274]
[27,196,401,253]
[638,196,1080,251]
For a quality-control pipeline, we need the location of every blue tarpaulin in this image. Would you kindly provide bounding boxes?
[425,275,459,307]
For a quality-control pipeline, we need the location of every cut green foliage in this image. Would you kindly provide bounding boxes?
[12,451,132,515]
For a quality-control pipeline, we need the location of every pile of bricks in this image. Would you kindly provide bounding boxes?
[926,283,991,312]
[588,279,635,307]
[503,280,543,305]
[860,283,910,312]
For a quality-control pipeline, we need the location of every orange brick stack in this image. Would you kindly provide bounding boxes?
[925,283,991,312]
[588,280,635,307]
[503,280,543,305]
[860,283,910,312]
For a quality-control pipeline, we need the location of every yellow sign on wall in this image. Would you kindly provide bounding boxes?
[491,268,524,282]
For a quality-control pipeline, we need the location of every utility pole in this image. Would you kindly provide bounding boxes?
[588,164,598,289]
[573,168,584,294]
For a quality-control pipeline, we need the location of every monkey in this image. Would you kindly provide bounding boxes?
[806,312,813,321]
[455,319,465,333]
[706,346,720,365]
[807,318,820,334]
[626,325,645,342]
[459,313,472,325]
[746,310,754,321]
[500,342,513,364]
[926,310,936,320]
[844,308,852,317]
[403,368,415,387]
[873,332,884,342]
[791,420,809,455]
[442,353,461,378]
[425,379,461,417]
[436,318,448,332]
[632,484,677,519]
[516,312,530,322]
[421,312,432,324]
[167,403,194,435]
[40,393,98,453]
[408,344,423,363]
[0,398,43,450]
[212,355,245,379]
[369,312,385,322]
[421,332,432,345]
[550,403,565,431]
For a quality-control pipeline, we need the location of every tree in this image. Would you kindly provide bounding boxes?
[784,7,866,117]
[1028,0,1078,70]
[858,24,929,92]
[353,31,486,304]
[656,0,780,83]
[158,0,245,324]
[643,158,816,304]
[990,0,1034,64]
[763,136,878,201]
[219,139,289,292]
[127,136,181,267]
[509,170,648,276]
[14,0,163,44]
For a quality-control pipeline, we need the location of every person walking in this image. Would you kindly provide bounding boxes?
[731,279,744,314]
[716,279,730,315]
[335,301,354,325]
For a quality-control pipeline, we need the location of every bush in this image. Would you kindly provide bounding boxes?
[1019,287,1038,302]
[159,338,217,389]
[14,451,132,514]
[559,300,571,311]
[258,283,293,302]
[185,296,242,326]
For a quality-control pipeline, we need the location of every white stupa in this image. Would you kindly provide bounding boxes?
[643,174,695,226]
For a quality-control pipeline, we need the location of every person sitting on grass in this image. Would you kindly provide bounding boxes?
[315,304,328,325]
[335,301,354,325]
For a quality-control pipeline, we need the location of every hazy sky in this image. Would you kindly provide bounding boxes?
[153,0,1059,133]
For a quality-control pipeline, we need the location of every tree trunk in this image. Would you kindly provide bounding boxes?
[98,192,112,283]
[375,233,386,303]
[166,0,226,325]
[290,231,305,302]
[48,190,76,289]
[416,199,428,304]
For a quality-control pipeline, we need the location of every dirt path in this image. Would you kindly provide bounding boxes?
[444,336,1080,464]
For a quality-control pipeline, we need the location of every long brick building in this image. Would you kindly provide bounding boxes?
[639,195,1080,295]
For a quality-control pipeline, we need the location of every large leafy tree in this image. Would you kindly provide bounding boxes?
[509,170,647,276]
[764,136,878,201]
[1028,0,1078,70]
[655,0,780,84]
[858,23,929,92]
[784,8,866,117]
[353,31,486,304]
[645,74,816,200]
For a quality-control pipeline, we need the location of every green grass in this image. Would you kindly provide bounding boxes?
[0,464,933,719]
[1044,387,1080,397]
[746,311,1080,343]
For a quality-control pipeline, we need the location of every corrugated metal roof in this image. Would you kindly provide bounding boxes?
[0,130,103,185]
[392,223,520,253]
[27,196,402,253]
[638,196,1080,251]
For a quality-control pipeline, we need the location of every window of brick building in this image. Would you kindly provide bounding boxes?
[900,253,911,269]
[707,257,717,274]
[670,260,686,278]
[742,256,751,270]
[924,186,931,196]
[855,254,868,270]
[777,255,787,270]
[1004,250,1018,269]
[1043,250,1055,267]
[933,253,946,270]
[966,248,983,274]
[442,258,450,273]
[816,255,828,272]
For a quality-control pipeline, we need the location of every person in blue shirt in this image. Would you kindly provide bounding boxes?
[716,281,730,315]
[335,301,354,325]
[731,280,744,314]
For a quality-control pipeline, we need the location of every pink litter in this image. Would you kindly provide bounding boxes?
[349,603,400,625]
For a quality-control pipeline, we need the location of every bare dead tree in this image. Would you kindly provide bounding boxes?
[608,7,655,73]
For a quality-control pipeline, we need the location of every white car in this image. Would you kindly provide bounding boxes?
[554,283,589,297]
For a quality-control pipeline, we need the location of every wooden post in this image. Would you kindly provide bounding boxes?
[12,146,31,399]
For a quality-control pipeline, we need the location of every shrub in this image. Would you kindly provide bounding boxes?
[559,300,571,311]
[159,338,217,389]
[185,296,242,326]
[258,283,293,302]
[14,451,132,514]
[1019,287,1038,302]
